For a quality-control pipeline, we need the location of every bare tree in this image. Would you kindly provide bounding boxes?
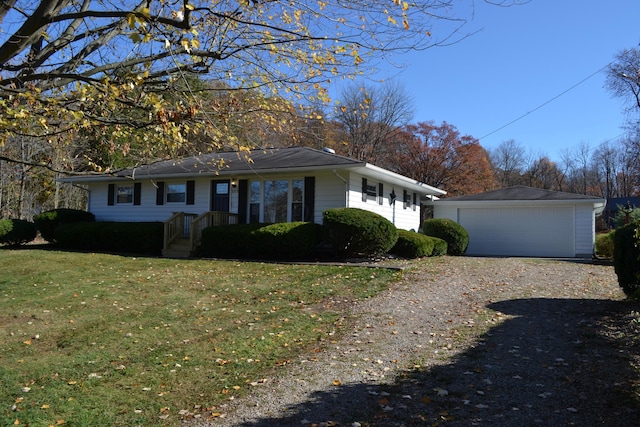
[490,139,526,187]
[606,48,640,114]
[333,81,414,163]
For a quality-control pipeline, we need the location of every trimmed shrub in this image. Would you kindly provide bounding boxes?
[33,208,95,243]
[613,221,640,298]
[595,231,615,258]
[0,219,37,246]
[198,222,322,260]
[391,229,435,259]
[55,222,163,255]
[422,218,468,256]
[430,236,448,256]
[252,222,322,260]
[323,208,398,257]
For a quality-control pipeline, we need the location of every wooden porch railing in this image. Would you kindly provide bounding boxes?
[163,211,239,254]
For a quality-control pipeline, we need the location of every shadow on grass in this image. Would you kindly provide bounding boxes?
[230,298,640,427]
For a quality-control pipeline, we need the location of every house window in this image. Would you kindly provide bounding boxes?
[117,185,134,204]
[249,180,261,223]
[362,178,378,202]
[166,183,186,203]
[249,179,304,223]
[291,180,304,221]
[403,189,411,209]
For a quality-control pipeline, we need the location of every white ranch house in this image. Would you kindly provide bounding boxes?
[62,147,446,257]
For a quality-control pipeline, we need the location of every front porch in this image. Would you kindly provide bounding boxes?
[162,211,239,258]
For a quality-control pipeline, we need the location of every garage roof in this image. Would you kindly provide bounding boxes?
[441,186,603,201]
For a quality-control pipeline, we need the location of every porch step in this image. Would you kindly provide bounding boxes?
[162,238,192,258]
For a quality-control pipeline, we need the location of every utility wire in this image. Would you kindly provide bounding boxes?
[478,62,613,141]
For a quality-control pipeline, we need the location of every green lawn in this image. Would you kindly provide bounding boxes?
[0,249,402,426]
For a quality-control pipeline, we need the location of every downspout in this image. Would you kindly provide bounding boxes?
[332,169,349,207]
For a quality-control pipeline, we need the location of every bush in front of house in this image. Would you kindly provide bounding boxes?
[595,231,615,258]
[54,222,163,255]
[431,236,448,256]
[0,219,38,246]
[33,208,95,243]
[198,222,321,260]
[391,229,435,258]
[613,221,640,298]
[323,208,398,257]
[422,218,468,256]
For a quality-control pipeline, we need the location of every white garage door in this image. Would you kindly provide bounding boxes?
[459,207,575,257]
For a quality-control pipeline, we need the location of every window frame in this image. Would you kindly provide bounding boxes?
[248,178,304,224]
[166,183,187,204]
[116,184,134,204]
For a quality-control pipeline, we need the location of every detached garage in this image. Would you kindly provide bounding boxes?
[431,186,606,258]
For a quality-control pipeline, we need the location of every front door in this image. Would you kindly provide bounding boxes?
[211,180,230,212]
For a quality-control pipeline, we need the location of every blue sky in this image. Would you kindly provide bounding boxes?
[370,0,640,162]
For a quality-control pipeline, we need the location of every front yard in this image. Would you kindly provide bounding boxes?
[0,250,401,426]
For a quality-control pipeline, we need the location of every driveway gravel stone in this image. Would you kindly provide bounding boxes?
[186,257,640,427]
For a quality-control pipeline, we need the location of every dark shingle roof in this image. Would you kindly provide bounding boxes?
[120,146,362,178]
[441,186,603,201]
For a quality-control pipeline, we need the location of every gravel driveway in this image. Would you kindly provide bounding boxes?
[187,257,640,427]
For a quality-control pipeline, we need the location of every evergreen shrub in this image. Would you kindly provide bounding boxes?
[431,236,448,256]
[198,222,321,260]
[55,222,163,255]
[595,231,615,258]
[613,221,640,298]
[422,218,469,256]
[0,219,37,246]
[33,208,95,243]
[323,208,398,257]
[391,229,435,258]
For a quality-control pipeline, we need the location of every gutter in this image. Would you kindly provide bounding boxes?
[332,169,349,208]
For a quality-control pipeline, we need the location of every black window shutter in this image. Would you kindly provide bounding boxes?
[133,183,141,205]
[186,180,195,205]
[238,180,248,224]
[378,183,384,205]
[304,176,315,222]
[362,178,367,202]
[403,189,408,209]
[413,192,417,211]
[107,184,115,206]
[156,181,165,205]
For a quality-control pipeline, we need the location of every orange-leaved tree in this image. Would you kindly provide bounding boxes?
[387,121,496,196]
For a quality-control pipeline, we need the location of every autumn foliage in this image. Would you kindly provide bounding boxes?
[383,121,497,197]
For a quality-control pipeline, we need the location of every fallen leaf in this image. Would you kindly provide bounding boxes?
[332,379,342,386]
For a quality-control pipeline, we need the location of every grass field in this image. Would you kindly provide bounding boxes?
[0,249,402,426]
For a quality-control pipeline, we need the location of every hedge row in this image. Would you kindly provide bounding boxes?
[55,222,164,255]
[197,208,456,260]
[4,207,467,262]
[197,222,321,260]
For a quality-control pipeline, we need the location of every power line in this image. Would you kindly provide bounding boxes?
[478,62,613,141]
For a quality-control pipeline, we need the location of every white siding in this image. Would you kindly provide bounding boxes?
[314,171,347,223]
[346,172,421,231]
[89,180,210,222]
[575,204,596,257]
[457,206,575,257]
[88,171,423,231]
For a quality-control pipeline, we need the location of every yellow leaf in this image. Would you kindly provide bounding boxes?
[185,3,195,10]
[23,340,32,346]
[332,379,341,386]
[13,419,20,425]
[41,404,50,409]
